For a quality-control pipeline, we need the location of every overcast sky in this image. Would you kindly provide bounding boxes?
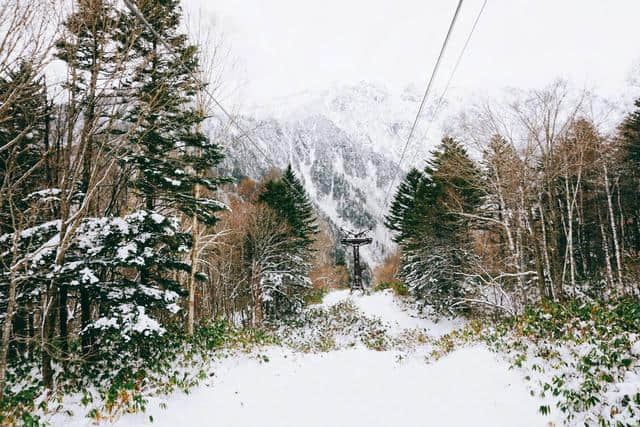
[184,0,640,108]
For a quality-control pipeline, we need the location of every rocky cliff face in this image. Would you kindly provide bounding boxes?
[211,82,448,268]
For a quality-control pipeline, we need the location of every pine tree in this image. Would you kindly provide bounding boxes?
[257,165,318,317]
[391,137,482,313]
[259,164,318,249]
[120,0,227,225]
[384,167,432,244]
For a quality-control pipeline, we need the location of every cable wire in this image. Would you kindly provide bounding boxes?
[407,0,488,171]
[376,0,464,223]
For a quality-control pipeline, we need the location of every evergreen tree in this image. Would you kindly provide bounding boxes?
[619,98,640,255]
[384,167,432,244]
[0,62,49,234]
[259,164,318,249]
[0,211,190,358]
[53,0,123,358]
[621,98,640,170]
[390,137,482,313]
[425,136,483,237]
[55,0,120,205]
[257,165,318,317]
[117,0,229,335]
[120,0,227,225]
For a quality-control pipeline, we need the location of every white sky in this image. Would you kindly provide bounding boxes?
[184,0,640,107]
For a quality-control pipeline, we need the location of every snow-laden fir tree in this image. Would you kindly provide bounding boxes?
[116,0,229,334]
[387,137,482,313]
[256,165,318,318]
[0,62,49,235]
[119,0,227,224]
[53,0,125,357]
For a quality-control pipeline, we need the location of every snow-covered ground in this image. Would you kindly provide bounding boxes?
[321,289,465,337]
[57,291,557,426]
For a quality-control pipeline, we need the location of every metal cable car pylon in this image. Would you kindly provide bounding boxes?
[340,228,373,291]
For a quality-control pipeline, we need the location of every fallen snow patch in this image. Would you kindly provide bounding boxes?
[321,289,464,337]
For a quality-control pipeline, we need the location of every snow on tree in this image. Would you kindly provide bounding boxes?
[386,137,482,313]
[255,165,318,320]
[119,0,228,224]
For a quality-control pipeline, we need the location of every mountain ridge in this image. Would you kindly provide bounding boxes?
[211,82,458,268]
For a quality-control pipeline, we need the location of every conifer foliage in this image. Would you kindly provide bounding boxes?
[386,137,482,313]
[384,167,429,244]
[0,0,236,408]
[257,165,319,318]
[0,62,49,234]
[621,99,640,170]
[122,0,227,225]
[260,165,319,247]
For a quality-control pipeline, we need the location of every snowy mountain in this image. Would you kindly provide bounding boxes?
[211,82,458,267]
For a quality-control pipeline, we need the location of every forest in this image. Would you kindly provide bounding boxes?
[1,0,640,426]
[383,83,640,315]
[0,1,347,422]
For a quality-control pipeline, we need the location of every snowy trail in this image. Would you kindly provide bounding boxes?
[61,291,556,426]
[321,289,465,336]
[120,346,551,427]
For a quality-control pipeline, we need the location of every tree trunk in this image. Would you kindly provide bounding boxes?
[28,308,35,360]
[80,286,92,356]
[602,161,624,293]
[0,258,20,401]
[41,289,57,391]
[598,208,615,294]
[187,207,199,335]
[251,266,263,327]
[564,171,577,295]
[537,192,555,300]
[58,285,68,358]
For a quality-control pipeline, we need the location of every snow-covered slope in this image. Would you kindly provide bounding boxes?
[58,290,558,427]
[212,82,462,267]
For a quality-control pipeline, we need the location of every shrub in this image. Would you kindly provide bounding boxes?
[0,320,234,425]
[374,281,409,297]
[484,298,640,426]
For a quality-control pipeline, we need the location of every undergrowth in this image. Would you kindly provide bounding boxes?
[374,281,409,297]
[484,298,640,426]
[6,291,638,427]
[411,297,640,426]
[0,320,274,426]
[275,299,429,353]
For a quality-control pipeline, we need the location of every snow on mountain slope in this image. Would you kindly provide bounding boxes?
[212,82,463,268]
[58,290,557,427]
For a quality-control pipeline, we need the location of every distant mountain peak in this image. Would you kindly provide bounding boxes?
[214,82,466,267]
